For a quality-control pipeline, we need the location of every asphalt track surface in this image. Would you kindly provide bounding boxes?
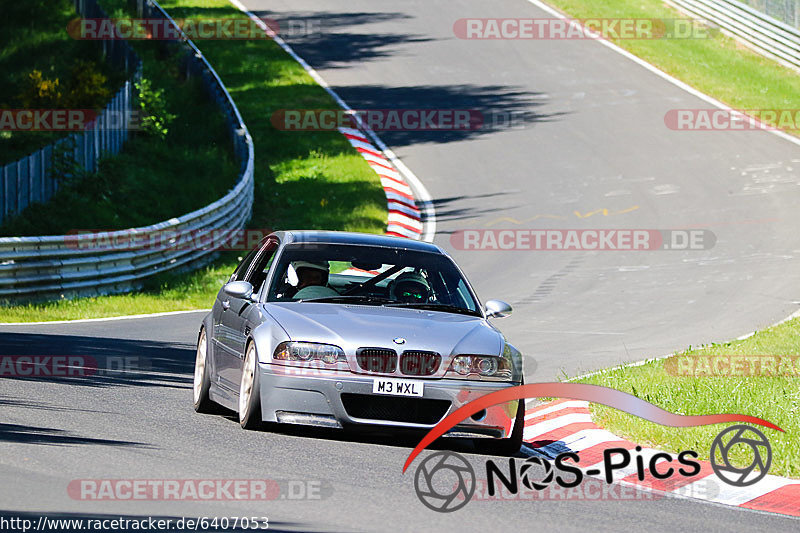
[2,0,800,531]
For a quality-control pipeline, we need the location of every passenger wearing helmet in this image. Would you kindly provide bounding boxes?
[291,261,339,299]
[390,271,431,303]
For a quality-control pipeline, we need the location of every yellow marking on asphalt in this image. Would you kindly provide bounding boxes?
[573,205,640,219]
[485,214,567,226]
[485,217,524,226]
[524,214,568,221]
[483,206,640,226]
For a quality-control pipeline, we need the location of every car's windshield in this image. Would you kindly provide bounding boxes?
[266,243,481,316]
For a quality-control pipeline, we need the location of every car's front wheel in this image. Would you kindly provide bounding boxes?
[239,342,262,430]
[193,328,219,413]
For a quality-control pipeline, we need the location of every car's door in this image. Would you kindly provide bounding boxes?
[216,238,279,392]
[212,244,259,379]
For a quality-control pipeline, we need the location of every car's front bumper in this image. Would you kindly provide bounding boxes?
[258,363,520,438]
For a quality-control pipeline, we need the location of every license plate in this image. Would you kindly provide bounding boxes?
[372,377,424,397]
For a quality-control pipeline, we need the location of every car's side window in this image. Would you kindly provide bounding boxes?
[454,279,477,311]
[244,240,279,295]
[230,246,261,282]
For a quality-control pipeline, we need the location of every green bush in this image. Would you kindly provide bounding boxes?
[135,78,176,139]
[17,60,113,109]
[17,70,62,108]
[64,60,112,108]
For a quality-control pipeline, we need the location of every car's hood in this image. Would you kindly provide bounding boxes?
[265,302,503,356]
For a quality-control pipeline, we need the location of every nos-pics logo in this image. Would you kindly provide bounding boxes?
[402,384,782,512]
[413,425,773,512]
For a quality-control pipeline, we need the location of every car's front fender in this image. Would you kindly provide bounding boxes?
[248,306,291,365]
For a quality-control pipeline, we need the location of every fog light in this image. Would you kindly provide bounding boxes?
[471,409,487,421]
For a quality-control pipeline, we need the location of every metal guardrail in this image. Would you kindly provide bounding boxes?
[0,0,141,226]
[667,0,800,69]
[740,0,800,29]
[0,0,254,301]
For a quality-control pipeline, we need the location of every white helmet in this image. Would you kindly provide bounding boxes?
[291,260,330,273]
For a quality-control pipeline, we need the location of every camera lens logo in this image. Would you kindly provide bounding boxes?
[414,451,475,512]
[519,456,554,490]
[710,425,772,487]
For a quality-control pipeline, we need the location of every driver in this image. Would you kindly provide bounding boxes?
[390,272,431,303]
[292,260,330,290]
[290,261,339,300]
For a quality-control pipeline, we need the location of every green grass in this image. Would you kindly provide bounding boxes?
[576,317,800,478]
[0,261,235,322]
[0,2,238,236]
[153,0,387,235]
[546,0,800,134]
[0,0,126,164]
[0,0,386,321]
[546,0,800,477]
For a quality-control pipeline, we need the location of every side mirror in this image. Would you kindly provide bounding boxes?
[224,280,255,300]
[485,299,512,318]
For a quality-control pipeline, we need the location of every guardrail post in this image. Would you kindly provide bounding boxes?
[17,157,25,214]
[7,163,17,219]
[30,150,40,205]
[109,97,116,155]
[1,164,7,226]
[40,149,47,204]
[43,145,53,199]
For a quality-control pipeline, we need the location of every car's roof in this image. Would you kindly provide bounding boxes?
[276,230,443,253]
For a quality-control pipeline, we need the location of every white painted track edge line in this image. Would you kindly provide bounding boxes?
[1,1,435,326]
[566,306,800,382]
[527,0,800,149]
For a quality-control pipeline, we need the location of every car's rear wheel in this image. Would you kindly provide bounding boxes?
[239,341,262,430]
[475,399,525,456]
[193,328,217,413]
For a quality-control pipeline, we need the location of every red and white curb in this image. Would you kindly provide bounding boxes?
[338,126,423,240]
[522,399,800,517]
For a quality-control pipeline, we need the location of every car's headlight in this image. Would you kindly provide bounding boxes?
[273,341,346,368]
[446,354,512,381]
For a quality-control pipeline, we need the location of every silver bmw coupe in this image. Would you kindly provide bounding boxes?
[193,231,524,453]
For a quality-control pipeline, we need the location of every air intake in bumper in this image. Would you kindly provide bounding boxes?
[341,393,450,424]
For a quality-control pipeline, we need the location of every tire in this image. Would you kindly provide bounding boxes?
[239,341,262,430]
[193,328,219,413]
[475,399,525,456]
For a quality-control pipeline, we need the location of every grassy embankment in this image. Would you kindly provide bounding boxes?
[0,0,386,321]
